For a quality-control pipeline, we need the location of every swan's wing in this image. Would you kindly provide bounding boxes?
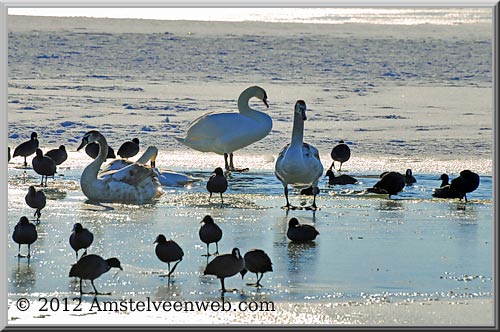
[100,164,156,186]
[303,143,324,183]
[276,143,291,161]
[155,168,202,186]
[100,159,132,173]
[183,112,255,141]
[303,143,321,159]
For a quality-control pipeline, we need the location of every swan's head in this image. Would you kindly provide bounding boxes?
[294,100,307,121]
[247,85,269,108]
[405,169,413,177]
[31,132,38,140]
[77,131,102,151]
[261,92,269,108]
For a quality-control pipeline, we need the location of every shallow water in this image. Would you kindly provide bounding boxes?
[7,155,493,309]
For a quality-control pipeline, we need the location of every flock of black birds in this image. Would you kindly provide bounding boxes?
[8,132,481,296]
[12,212,304,295]
[302,140,480,203]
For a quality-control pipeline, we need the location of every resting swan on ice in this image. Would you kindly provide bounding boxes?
[176,86,272,172]
[77,130,162,204]
[100,146,201,187]
[274,100,323,210]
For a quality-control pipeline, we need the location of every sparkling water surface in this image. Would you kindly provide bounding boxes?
[7,153,493,306]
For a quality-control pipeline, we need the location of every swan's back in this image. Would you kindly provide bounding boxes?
[101,146,157,173]
[100,159,133,173]
[179,112,272,154]
[96,166,161,203]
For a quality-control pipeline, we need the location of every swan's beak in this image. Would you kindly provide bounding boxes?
[263,98,269,108]
[76,138,88,151]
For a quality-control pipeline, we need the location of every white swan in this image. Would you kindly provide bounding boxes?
[176,86,272,172]
[274,100,323,210]
[100,146,201,187]
[76,131,162,203]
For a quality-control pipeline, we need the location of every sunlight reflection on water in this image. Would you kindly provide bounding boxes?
[6,150,493,323]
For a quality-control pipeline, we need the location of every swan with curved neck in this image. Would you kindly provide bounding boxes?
[176,86,272,172]
[274,100,323,210]
[77,131,162,203]
[100,146,201,187]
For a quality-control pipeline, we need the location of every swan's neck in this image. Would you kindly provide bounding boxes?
[82,136,108,184]
[237,88,257,114]
[136,148,157,165]
[291,112,305,146]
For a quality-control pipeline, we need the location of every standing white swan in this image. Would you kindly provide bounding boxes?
[100,146,201,187]
[76,131,162,203]
[275,100,323,210]
[176,86,272,172]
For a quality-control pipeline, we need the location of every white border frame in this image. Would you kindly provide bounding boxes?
[1,1,498,330]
